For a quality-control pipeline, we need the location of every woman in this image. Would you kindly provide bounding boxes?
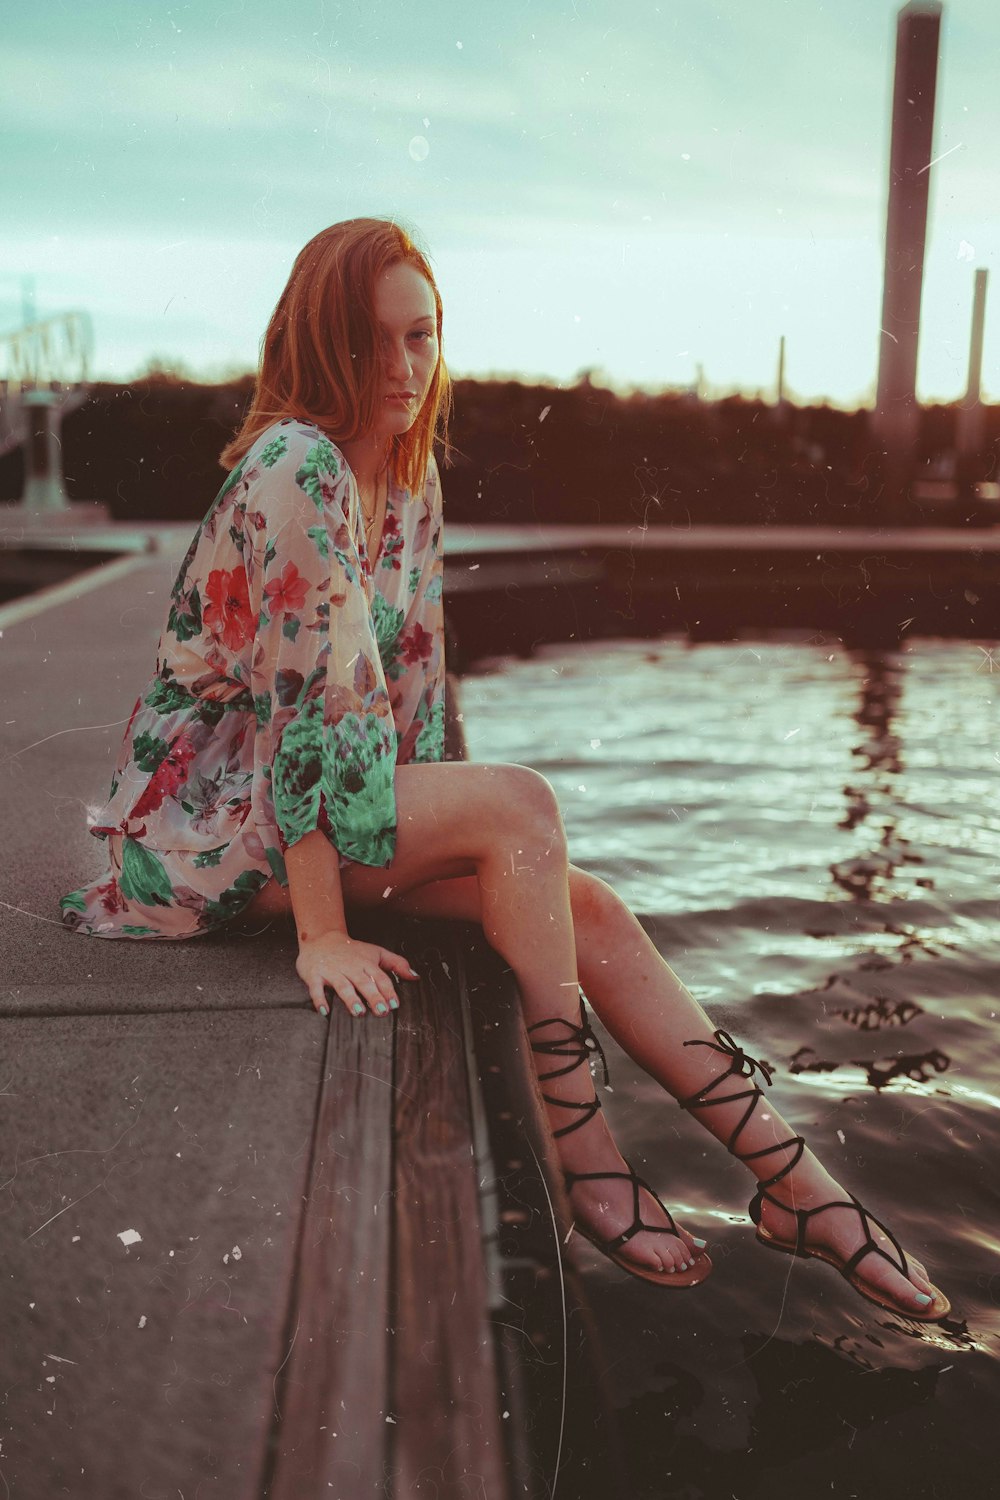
[61,217,949,1318]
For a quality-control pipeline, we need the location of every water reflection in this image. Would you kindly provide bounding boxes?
[789,1042,951,1091]
[832,994,922,1030]
[461,634,1000,1496]
[616,1334,947,1499]
[832,649,913,900]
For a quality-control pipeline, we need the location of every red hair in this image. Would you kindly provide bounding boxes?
[218,216,452,493]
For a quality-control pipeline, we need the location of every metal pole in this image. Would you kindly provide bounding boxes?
[954,267,989,508]
[20,391,72,513]
[957,268,988,457]
[872,1,944,523]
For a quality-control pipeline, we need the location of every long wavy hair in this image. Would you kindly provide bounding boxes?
[218,217,452,494]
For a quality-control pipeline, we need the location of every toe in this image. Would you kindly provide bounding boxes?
[906,1260,939,1300]
[874,1229,938,1303]
[859,1254,939,1314]
[623,1230,671,1273]
[667,1237,694,1271]
[678,1226,708,1260]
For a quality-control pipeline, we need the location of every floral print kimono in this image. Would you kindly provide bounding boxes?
[60,418,445,940]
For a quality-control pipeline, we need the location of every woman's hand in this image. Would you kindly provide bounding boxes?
[296,930,419,1018]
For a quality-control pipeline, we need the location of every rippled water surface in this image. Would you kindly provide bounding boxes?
[462,634,1000,1500]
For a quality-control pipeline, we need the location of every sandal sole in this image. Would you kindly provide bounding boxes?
[573,1228,713,1289]
[754,1224,951,1320]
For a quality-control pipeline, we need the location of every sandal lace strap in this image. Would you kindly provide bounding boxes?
[527,991,610,1139]
[775,1190,911,1279]
[563,1161,681,1253]
[679,1028,805,1190]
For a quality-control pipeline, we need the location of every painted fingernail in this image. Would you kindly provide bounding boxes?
[375,1001,387,1015]
[692,1237,707,1249]
[914,1291,932,1306]
[389,998,399,1010]
[352,1001,365,1017]
[319,1004,329,1017]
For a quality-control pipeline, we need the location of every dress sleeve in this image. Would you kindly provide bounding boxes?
[246,430,397,871]
[394,453,446,765]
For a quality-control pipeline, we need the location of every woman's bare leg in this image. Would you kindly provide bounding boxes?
[383,863,942,1314]
[243,763,704,1276]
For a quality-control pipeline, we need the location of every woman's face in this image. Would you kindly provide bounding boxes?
[370,262,440,442]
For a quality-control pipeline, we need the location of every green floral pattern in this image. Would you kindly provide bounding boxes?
[60,418,445,940]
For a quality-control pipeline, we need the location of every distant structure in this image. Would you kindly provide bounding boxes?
[0,310,94,512]
[872,1,944,517]
[956,267,988,463]
[774,334,792,425]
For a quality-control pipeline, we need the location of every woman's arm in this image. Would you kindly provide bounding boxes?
[285,827,348,943]
[243,428,415,1015]
[287,827,419,1015]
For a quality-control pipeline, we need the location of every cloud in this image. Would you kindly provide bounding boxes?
[3,0,997,399]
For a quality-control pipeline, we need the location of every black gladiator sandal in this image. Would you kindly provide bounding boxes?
[526,993,712,1290]
[678,1029,951,1321]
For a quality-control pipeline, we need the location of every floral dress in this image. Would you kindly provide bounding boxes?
[59,418,445,940]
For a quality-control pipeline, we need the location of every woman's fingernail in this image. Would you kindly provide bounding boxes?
[352,1001,364,1017]
[914,1291,933,1306]
[375,1001,387,1015]
[692,1237,707,1249]
[319,1005,329,1017]
[389,998,399,1010]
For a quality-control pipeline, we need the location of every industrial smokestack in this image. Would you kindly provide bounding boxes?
[872,1,944,517]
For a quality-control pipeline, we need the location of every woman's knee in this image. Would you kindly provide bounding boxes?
[480,763,567,849]
[569,866,626,931]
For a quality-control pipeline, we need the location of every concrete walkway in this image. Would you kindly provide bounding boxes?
[1,534,628,1500]
[1,536,339,1493]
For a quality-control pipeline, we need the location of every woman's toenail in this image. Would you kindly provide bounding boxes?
[692,1237,707,1249]
[914,1291,932,1306]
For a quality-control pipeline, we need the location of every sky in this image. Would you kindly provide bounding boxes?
[3,0,999,407]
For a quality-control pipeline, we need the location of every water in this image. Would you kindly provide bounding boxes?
[461,633,1000,1500]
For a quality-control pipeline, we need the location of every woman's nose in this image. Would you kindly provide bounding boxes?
[383,340,413,383]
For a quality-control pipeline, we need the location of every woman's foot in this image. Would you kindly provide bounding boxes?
[552,1105,707,1277]
[526,996,709,1283]
[756,1162,945,1316]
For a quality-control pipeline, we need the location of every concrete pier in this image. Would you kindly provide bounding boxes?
[0,532,624,1498]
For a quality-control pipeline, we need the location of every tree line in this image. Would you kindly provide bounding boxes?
[2,371,996,527]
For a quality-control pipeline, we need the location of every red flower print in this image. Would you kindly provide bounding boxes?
[130,731,199,819]
[399,622,434,666]
[97,877,127,916]
[204,566,253,651]
[264,560,310,616]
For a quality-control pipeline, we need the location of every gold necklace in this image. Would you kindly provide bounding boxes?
[361,467,388,563]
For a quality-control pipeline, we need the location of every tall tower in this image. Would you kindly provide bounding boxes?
[872,1,943,518]
[956,267,988,458]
